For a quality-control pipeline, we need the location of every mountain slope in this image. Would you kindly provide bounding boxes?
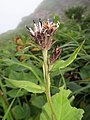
[17,0,90,27]
[0,0,90,41]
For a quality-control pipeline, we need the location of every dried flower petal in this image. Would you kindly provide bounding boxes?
[26,18,59,50]
[15,37,23,45]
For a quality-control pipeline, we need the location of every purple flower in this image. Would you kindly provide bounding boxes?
[26,18,60,50]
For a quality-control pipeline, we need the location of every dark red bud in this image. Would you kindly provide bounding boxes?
[50,47,62,64]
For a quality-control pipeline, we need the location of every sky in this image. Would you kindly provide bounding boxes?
[0,0,43,34]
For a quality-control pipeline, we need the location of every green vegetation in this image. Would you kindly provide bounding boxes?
[65,6,86,21]
[0,4,90,120]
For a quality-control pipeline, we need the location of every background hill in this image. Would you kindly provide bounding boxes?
[0,0,90,43]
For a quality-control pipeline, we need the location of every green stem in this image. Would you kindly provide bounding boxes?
[0,81,13,120]
[42,49,56,120]
[59,69,66,89]
[2,89,21,120]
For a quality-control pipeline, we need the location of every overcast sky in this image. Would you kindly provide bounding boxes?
[0,0,43,34]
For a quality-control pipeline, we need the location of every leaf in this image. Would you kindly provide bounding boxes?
[2,89,21,120]
[12,105,25,119]
[15,53,42,62]
[3,58,43,85]
[5,78,45,93]
[83,104,90,120]
[12,103,31,120]
[51,41,84,71]
[67,82,82,92]
[40,87,84,120]
[31,95,46,109]
[80,65,90,79]
[51,67,74,78]
[7,89,27,98]
[9,71,38,84]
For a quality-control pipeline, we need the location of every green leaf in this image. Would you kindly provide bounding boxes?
[3,59,43,85]
[83,104,90,120]
[12,105,25,119]
[51,41,84,71]
[7,89,27,98]
[80,65,90,79]
[67,82,82,92]
[31,95,46,109]
[9,71,38,84]
[2,89,21,120]
[15,53,42,63]
[4,78,45,93]
[40,87,84,120]
[12,103,31,120]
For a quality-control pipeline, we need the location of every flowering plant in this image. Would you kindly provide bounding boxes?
[26,19,62,119]
[3,18,84,120]
[25,18,84,120]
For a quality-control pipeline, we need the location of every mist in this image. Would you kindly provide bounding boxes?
[0,0,43,34]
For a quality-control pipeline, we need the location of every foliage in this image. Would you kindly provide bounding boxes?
[81,13,90,31]
[65,6,86,21]
[0,5,90,120]
[40,87,84,120]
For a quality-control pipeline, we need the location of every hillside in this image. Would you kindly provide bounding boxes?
[17,0,90,28]
[0,0,90,42]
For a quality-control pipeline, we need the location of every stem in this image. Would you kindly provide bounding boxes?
[2,89,21,120]
[42,49,56,120]
[59,69,66,89]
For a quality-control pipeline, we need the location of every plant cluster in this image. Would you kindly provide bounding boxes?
[0,6,90,120]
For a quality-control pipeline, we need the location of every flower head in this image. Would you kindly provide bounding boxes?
[26,18,60,50]
[50,46,62,64]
